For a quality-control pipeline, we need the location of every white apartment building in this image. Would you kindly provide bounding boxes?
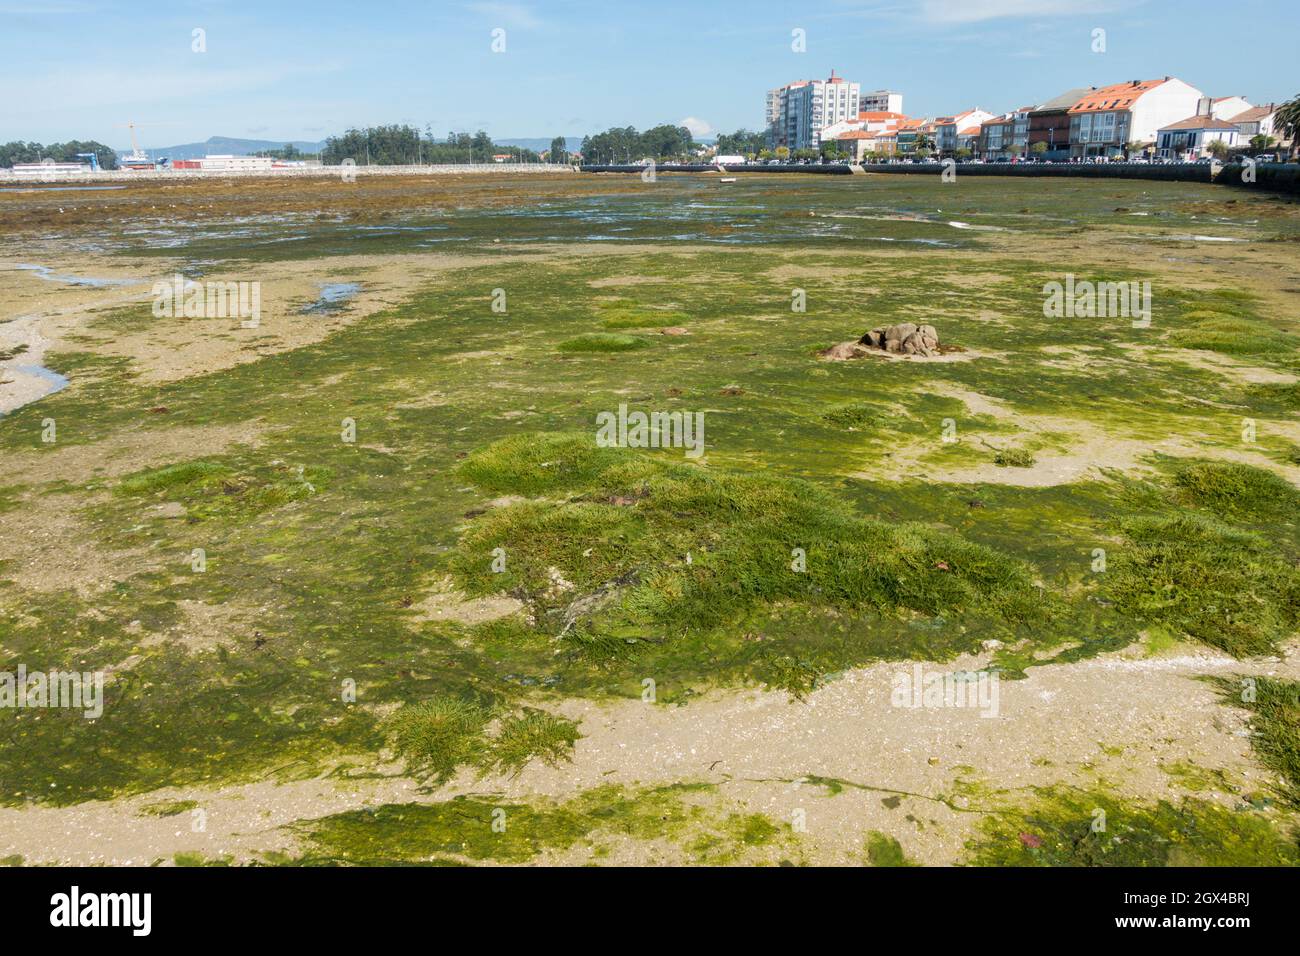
[1207,96,1252,121]
[935,109,997,154]
[859,90,903,114]
[765,88,783,128]
[1067,77,1203,158]
[1156,116,1240,159]
[1229,103,1280,141]
[767,72,861,151]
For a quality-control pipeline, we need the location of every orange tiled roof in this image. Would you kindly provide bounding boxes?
[1070,79,1169,113]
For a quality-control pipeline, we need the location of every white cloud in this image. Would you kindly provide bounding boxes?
[920,0,1123,23]
[679,116,713,138]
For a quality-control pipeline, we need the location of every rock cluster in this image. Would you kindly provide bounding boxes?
[818,323,942,361]
[860,322,940,357]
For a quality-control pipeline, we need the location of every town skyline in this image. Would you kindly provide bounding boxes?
[2,0,1296,147]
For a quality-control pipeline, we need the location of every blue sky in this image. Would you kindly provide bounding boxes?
[2,0,1296,148]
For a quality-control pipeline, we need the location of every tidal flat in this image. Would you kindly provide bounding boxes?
[1,171,1298,866]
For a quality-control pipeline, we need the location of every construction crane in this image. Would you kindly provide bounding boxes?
[116,121,156,169]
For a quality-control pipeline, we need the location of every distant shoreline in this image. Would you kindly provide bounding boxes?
[0,163,575,185]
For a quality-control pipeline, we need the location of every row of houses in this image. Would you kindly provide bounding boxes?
[766,73,1287,161]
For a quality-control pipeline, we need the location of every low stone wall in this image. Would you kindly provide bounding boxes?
[1216,163,1300,196]
[578,161,1300,195]
[860,161,1300,195]
[0,163,575,185]
[581,163,853,175]
[860,161,1217,182]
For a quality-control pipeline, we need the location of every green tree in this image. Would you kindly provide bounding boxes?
[0,139,119,170]
[1206,138,1230,160]
[580,125,694,164]
[548,136,567,163]
[318,126,536,166]
[1030,141,1048,156]
[1274,93,1300,149]
[715,129,766,156]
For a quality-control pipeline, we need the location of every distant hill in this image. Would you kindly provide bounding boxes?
[129,134,586,161]
[127,136,326,161]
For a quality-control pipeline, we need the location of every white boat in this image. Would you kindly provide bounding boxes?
[719,176,737,183]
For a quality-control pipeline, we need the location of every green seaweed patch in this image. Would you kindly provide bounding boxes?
[385,696,491,783]
[114,459,330,521]
[172,852,233,867]
[1160,760,1238,795]
[598,304,690,330]
[1168,315,1297,356]
[1104,512,1300,657]
[290,782,790,866]
[965,786,1299,866]
[993,448,1037,468]
[384,696,580,782]
[821,401,884,429]
[480,707,583,777]
[1212,675,1300,810]
[138,798,199,818]
[1171,461,1300,522]
[450,434,1044,671]
[865,831,916,866]
[457,432,624,496]
[557,333,651,353]
[1246,380,1300,413]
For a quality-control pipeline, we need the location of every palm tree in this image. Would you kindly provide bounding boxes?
[1274,94,1300,158]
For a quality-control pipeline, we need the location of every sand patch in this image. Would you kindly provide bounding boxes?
[1119,342,1300,386]
[0,495,141,595]
[411,575,523,625]
[587,275,667,288]
[0,422,264,488]
[857,384,1300,488]
[139,600,251,655]
[1,250,560,392]
[0,259,158,414]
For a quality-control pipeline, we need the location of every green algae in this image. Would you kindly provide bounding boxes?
[964,786,1298,867]
[290,782,790,866]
